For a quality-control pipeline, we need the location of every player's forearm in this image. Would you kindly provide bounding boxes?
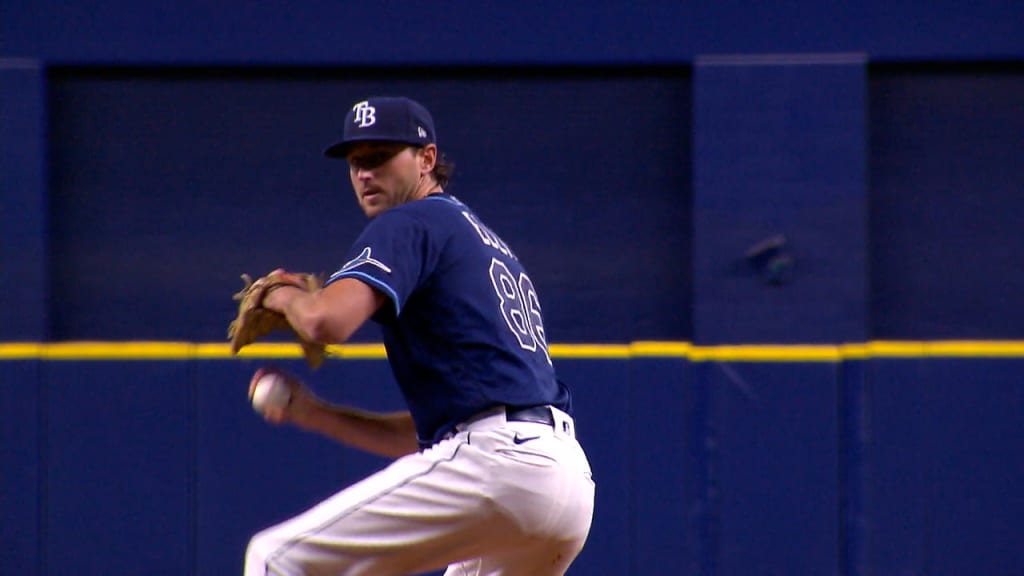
[263,279,384,345]
[262,287,351,344]
[299,402,419,458]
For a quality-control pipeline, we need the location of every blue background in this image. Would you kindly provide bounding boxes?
[2,2,1023,575]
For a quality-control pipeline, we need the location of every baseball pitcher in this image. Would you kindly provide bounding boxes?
[237,96,594,576]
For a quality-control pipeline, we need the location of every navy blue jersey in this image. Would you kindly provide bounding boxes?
[325,193,570,446]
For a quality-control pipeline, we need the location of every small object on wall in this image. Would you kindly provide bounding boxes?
[745,234,794,286]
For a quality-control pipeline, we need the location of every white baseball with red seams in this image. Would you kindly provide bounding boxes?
[251,373,291,413]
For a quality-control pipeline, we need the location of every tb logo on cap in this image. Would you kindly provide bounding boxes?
[352,101,376,128]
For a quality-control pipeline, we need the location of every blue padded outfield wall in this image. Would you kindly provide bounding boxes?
[2,3,1024,575]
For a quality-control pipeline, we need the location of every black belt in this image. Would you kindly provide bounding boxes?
[505,405,555,426]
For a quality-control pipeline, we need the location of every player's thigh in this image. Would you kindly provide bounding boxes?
[443,535,586,576]
[248,436,488,572]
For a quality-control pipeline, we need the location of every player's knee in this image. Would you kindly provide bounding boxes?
[244,528,298,575]
[243,530,271,573]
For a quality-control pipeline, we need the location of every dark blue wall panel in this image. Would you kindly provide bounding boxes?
[710,362,840,576]
[838,359,868,576]
[689,362,717,576]
[865,358,1024,576]
[0,360,41,574]
[694,57,867,344]
[628,358,693,575]
[869,65,1024,339]
[43,361,193,575]
[0,63,48,341]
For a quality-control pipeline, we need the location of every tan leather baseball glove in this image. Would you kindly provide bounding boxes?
[227,270,326,369]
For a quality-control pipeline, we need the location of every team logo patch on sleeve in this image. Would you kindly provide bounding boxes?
[339,247,393,275]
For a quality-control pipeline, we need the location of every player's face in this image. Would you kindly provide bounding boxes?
[346,142,424,218]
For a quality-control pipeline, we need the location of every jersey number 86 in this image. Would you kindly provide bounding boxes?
[489,258,551,365]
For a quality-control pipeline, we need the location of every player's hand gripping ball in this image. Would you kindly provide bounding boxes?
[250,372,292,414]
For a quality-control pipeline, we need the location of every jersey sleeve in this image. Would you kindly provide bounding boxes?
[324,209,441,317]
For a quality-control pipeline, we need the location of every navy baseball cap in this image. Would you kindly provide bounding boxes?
[324,96,436,159]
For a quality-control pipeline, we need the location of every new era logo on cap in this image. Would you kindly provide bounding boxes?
[324,96,437,158]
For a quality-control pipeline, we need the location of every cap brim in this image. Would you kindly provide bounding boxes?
[323,141,351,159]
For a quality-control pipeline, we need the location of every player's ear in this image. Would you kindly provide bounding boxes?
[417,144,438,174]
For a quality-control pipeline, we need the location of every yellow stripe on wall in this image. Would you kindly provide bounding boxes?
[3,341,1024,361]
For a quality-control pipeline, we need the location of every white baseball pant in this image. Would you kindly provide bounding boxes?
[244,406,594,575]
